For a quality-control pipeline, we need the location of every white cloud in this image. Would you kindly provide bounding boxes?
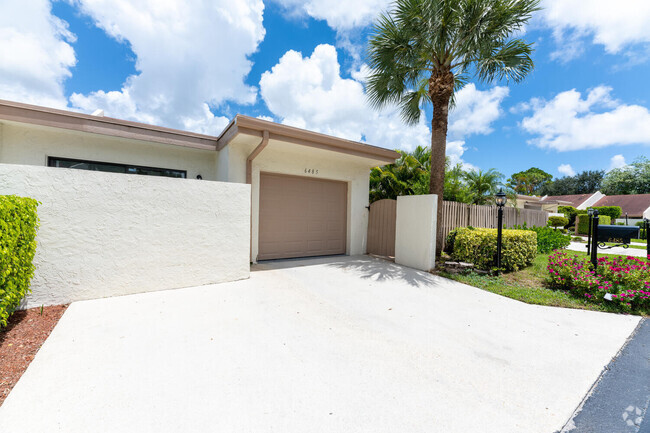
[271,0,391,31]
[541,0,650,59]
[608,154,627,171]
[0,0,76,108]
[260,44,506,169]
[448,84,509,139]
[557,163,575,177]
[520,86,650,151]
[68,0,265,135]
[260,44,430,151]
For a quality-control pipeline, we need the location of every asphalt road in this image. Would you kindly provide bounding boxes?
[562,319,650,433]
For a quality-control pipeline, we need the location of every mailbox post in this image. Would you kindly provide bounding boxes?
[586,208,594,255]
[590,210,599,270]
[645,218,649,259]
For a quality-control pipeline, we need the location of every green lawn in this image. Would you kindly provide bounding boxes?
[439,251,642,314]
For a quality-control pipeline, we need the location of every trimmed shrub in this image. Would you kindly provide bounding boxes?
[548,216,569,229]
[593,206,622,220]
[0,196,39,328]
[575,214,612,235]
[449,227,537,272]
[511,223,571,254]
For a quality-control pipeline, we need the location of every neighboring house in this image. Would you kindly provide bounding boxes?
[591,194,650,223]
[540,192,606,210]
[0,99,399,263]
[514,194,573,214]
[532,191,650,223]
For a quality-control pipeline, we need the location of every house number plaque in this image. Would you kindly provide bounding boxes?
[304,168,319,175]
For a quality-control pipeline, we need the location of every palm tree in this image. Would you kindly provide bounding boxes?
[366,0,539,250]
[370,150,429,202]
[463,168,503,205]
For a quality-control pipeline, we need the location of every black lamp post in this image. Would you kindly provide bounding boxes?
[586,208,594,254]
[495,189,507,274]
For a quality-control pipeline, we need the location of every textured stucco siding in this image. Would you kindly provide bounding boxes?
[0,122,217,180]
[395,194,438,271]
[225,140,371,261]
[0,163,250,308]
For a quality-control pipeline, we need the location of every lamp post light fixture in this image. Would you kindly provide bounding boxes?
[495,189,507,274]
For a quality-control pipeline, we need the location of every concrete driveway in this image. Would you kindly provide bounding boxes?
[0,256,640,433]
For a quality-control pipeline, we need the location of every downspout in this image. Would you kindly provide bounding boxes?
[246,130,269,262]
[246,130,269,184]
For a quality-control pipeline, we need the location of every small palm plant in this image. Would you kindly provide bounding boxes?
[463,168,504,205]
[366,0,539,249]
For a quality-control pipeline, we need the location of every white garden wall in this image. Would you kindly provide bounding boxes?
[0,164,250,308]
[395,195,438,271]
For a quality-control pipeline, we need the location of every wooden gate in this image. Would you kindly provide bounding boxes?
[367,199,396,257]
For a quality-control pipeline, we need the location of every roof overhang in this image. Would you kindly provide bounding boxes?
[217,115,400,164]
[0,99,219,151]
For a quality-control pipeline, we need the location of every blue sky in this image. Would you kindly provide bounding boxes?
[2,0,650,179]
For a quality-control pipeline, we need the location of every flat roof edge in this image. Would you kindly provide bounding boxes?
[218,115,400,163]
[0,99,219,150]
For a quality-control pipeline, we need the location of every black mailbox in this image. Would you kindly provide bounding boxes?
[597,225,640,245]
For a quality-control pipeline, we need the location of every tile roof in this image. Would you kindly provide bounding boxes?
[540,194,593,207]
[593,194,650,217]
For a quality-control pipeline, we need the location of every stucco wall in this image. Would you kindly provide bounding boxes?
[224,139,372,261]
[0,122,217,180]
[0,163,250,308]
[395,195,438,271]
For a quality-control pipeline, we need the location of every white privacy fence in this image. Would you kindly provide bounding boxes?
[0,164,251,307]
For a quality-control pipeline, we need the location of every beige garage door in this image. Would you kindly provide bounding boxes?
[258,173,347,261]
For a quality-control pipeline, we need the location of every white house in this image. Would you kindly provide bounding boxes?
[0,99,399,264]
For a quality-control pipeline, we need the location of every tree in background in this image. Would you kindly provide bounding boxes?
[444,162,472,203]
[369,149,429,202]
[602,157,650,195]
[507,167,552,195]
[370,147,476,203]
[539,170,604,196]
[463,168,504,205]
[366,0,539,252]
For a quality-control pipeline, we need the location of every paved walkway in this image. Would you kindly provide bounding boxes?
[0,256,641,433]
[567,241,648,258]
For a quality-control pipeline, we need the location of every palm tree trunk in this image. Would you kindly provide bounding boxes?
[428,70,454,257]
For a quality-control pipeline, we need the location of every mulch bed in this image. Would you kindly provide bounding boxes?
[0,304,68,406]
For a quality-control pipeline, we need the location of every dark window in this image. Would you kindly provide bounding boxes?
[47,157,187,179]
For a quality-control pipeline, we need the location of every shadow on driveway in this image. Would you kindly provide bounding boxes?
[254,254,442,288]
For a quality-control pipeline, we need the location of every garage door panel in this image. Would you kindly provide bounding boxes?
[258,173,347,261]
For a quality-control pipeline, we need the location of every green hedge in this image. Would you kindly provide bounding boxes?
[448,227,537,272]
[575,214,611,235]
[592,206,622,220]
[0,196,39,328]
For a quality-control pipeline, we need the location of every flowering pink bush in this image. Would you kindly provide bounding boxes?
[547,252,650,312]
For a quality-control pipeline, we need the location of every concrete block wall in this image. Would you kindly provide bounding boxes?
[0,164,250,307]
